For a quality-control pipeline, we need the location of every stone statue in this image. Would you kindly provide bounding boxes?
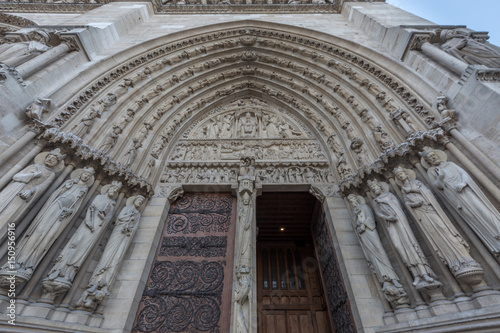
[435,29,500,68]
[368,179,437,288]
[394,166,484,286]
[220,113,234,139]
[72,109,101,138]
[98,125,123,153]
[0,149,65,236]
[347,194,409,308]
[120,139,142,168]
[25,98,52,122]
[372,125,394,151]
[75,195,145,311]
[233,172,255,333]
[41,181,122,298]
[0,167,95,286]
[239,157,255,177]
[239,112,257,138]
[421,147,500,257]
[0,30,51,67]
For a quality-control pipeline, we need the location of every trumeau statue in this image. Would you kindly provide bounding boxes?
[347,194,409,308]
[0,149,65,236]
[434,29,500,68]
[41,181,122,298]
[0,167,95,286]
[233,157,256,333]
[421,147,500,257]
[394,166,484,286]
[368,179,438,288]
[75,195,145,311]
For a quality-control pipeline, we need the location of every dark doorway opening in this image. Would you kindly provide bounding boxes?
[256,192,333,333]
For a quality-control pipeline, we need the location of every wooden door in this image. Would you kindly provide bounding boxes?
[257,243,332,333]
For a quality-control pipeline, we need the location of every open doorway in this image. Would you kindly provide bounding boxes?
[256,192,333,333]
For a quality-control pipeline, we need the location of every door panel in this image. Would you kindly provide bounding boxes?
[257,244,332,333]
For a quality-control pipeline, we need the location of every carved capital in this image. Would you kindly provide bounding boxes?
[409,33,431,51]
[60,35,81,52]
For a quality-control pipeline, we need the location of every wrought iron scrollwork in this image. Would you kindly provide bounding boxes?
[135,261,224,333]
[134,193,234,333]
[312,210,355,333]
[160,236,228,257]
[166,193,233,234]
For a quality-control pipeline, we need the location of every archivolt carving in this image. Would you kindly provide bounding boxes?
[39,25,439,187]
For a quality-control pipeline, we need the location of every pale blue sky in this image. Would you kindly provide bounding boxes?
[386,0,500,46]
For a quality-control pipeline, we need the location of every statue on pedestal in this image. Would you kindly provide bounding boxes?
[347,194,409,308]
[0,167,94,287]
[394,166,484,287]
[368,179,438,289]
[421,147,500,257]
[76,195,145,311]
[0,148,65,235]
[41,181,122,299]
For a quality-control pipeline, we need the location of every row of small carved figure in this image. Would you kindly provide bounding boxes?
[346,147,500,309]
[170,142,325,161]
[0,149,146,312]
[160,165,332,184]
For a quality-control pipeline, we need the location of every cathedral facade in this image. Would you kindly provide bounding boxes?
[1,1,500,332]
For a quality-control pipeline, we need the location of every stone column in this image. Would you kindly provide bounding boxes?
[16,42,72,78]
[231,157,258,333]
[410,36,468,75]
[0,140,45,191]
[0,130,38,168]
[448,128,500,183]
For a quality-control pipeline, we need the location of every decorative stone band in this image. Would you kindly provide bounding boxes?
[41,128,154,197]
[0,3,104,14]
[476,69,500,82]
[51,27,432,129]
[339,128,445,193]
[161,160,331,184]
[155,3,338,14]
[0,12,36,27]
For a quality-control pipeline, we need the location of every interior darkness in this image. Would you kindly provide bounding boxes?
[256,192,318,244]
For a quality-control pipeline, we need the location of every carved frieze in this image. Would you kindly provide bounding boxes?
[160,162,332,184]
[169,140,326,161]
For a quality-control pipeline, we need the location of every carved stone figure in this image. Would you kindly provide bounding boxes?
[368,179,437,288]
[99,125,123,153]
[421,147,500,257]
[25,98,52,122]
[120,139,142,168]
[372,125,394,151]
[75,195,145,311]
[0,167,95,286]
[239,157,255,177]
[0,149,65,235]
[0,30,51,67]
[117,108,135,129]
[347,194,409,308]
[72,109,101,138]
[435,29,500,68]
[220,114,234,139]
[41,181,122,298]
[233,171,255,333]
[239,112,257,137]
[394,166,484,286]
